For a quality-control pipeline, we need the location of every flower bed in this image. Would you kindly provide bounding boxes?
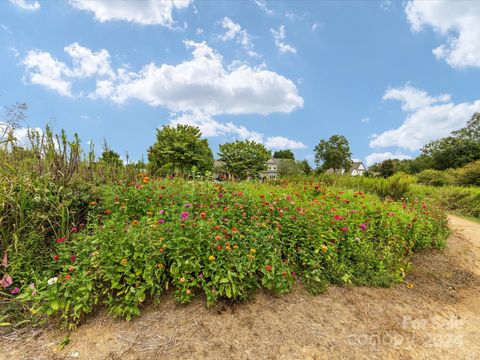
[22,178,448,328]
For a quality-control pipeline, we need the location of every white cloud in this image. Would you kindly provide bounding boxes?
[253,0,274,16]
[196,27,204,35]
[271,25,296,54]
[361,117,370,123]
[23,43,116,97]
[0,123,43,147]
[92,40,303,116]
[311,22,321,32]
[365,152,412,166]
[69,0,191,26]
[170,112,306,149]
[264,136,306,149]
[405,0,480,68]
[381,0,392,11]
[370,84,480,151]
[9,0,40,11]
[1,24,12,34]
[383,84,450,111]
[23,50,74,97]
[219,17,259,57]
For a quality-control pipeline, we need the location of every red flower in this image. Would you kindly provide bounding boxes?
[56,237,66,243]
[70,227,78,233]
[265,265,272,271]
[53,255,59,261]
[200,212,206,218]
[70,255,77,262]
[65,274,72,280]
[340,227,349,231]
[216,245,222,251]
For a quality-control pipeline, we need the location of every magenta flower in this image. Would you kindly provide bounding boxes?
[11,287,20,295]
[218,193,223,199]
[157,219,165,224]
[180,212,189,221]
[0,274,12,288]
[360,223,367,231]
[334,215,345,221]
[70,227,78,233]
[184,203,192,208]
[56,237,67,243]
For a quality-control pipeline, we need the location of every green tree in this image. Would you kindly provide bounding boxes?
[273,149,295,160]
[421,113,480,170]
[99,142,123,168]
[297,159,312,175]
[314,135,352,171]
[277,159,302,176]
[218,140,270,180]
[148,124,213,176]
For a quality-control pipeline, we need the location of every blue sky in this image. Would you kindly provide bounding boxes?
[1,0,479,165]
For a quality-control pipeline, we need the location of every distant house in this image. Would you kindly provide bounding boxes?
[260,158,279,180]
[325,161,367,176]
[213,158,280,180]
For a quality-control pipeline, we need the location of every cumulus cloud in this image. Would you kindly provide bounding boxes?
[369,84,480,151]
[219,17,259,57]
[92,40,303,115]
[22,41,304,149]
[270,25,296,54]
[69,0,191,26]
[365,152,412,166]
[170,112,305,149]
[23,42,115,97]
[0,123,42,147]
[9,0,40,11]
[405,0,480,68]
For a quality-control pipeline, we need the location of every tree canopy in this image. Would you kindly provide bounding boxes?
[273,149,295,160]
[314,135,352,171]
[218,140,270,180]
[147,124,213,176]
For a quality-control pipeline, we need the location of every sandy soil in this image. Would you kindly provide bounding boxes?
[1,215,480,360]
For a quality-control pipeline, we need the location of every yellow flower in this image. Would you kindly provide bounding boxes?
[321,245,327,252]
[120,258,128,266]
[157,263,164,269]
[180,277,186,283]
[406,282,414,289]
[208,255,216,262]
[250,248,256,254]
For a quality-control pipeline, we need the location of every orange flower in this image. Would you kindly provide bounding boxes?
[104,209,112,215]
[132,220,139,225]
[215,235,222,241]
[120,258,128,266]
[180,277,186,283]
[89,201,97,206]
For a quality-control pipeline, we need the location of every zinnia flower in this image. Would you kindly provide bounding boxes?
[180,212,189,221]
[11,287,20,295]
[65,274,72,280]
[184,203,192,208]
[56,237,66,243]
[121,258,128,266]
[265,265,272,271]
[157,219,165,224]
[208,255,215,262]
[340,227,349,231]
[360,223,367,231]
[47,277,58,285]
[0,274,12,288]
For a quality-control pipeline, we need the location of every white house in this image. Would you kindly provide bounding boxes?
[325,161,367,176]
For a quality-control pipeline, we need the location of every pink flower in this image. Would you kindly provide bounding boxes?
[0,274,12,288]
[2,252,7,268]
[180,212,189,220]
[334,215,345,221]
[56,237,67,243]
[70,227,78,233]
[184,203,192,208]
[157,219,165,224]
[360,223,367,231]
[218,193,223,199]
[159,209,165,214]
[11,287,20,295]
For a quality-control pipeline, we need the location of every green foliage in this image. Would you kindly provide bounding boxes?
[416,169,455,186]
[314,135,352,171]
[218,140,270,180]
[455,160,480,187]
[421,113,480,170]
[298,159,312,175]
[277,159,302,176]
[22,178,447,328]
[147,124,213,176]
[273,149,295,160]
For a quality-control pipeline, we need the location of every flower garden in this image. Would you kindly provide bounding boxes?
[4,176,449,328]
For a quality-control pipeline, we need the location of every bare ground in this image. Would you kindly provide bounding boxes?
[1,214,480,360]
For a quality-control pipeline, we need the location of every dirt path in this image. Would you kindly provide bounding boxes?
[1,215,480,360]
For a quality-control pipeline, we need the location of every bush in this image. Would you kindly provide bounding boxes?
[22,179,448,328]
[455,160,480,186]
